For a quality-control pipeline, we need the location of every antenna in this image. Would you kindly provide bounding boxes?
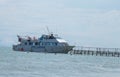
[46,26,50,34]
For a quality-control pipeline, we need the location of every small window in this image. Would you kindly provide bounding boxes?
[29,42,33,45]
[55,43,57,46]
[35,42,38,45]
[25,42,27,45]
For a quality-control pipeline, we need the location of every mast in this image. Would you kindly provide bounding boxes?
[46,26,50,35]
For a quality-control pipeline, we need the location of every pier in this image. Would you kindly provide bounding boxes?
[69,46,120,57]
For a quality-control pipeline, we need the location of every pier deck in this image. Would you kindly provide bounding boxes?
[69,46,120,57]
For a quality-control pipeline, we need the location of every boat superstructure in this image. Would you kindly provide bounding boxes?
[13,33,74,53]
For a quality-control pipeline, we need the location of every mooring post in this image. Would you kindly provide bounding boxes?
[118,52,120,57]
[79,50,83,55]
[87,50,90,55]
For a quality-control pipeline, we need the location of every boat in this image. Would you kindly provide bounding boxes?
[13,33,75,53]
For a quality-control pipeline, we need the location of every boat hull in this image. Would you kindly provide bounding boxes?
[13,45,74,54]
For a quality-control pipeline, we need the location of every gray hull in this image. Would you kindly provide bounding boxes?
[13,45,74,54]
[31,46,74,53]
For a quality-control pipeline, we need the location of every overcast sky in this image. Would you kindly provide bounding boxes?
[0,0,120,48]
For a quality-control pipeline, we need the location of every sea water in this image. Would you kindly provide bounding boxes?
[0,47,120,77]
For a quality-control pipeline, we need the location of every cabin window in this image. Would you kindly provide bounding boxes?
[38,42,57,46]
[55,42,57,46]
[35,42,38,45]
[24,42,27,45]
[29,42,33,45]
[50,42,57,46]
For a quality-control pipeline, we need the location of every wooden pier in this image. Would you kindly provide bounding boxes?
[69,46,120,57]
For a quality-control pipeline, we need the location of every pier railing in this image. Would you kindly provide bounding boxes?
[70,46,120,57]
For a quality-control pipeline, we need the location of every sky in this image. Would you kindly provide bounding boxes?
[0,0,120,48]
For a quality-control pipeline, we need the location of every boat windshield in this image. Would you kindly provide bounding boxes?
[39,34,57,40]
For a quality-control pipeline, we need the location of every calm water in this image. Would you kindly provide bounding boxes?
[0,47,120,77]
